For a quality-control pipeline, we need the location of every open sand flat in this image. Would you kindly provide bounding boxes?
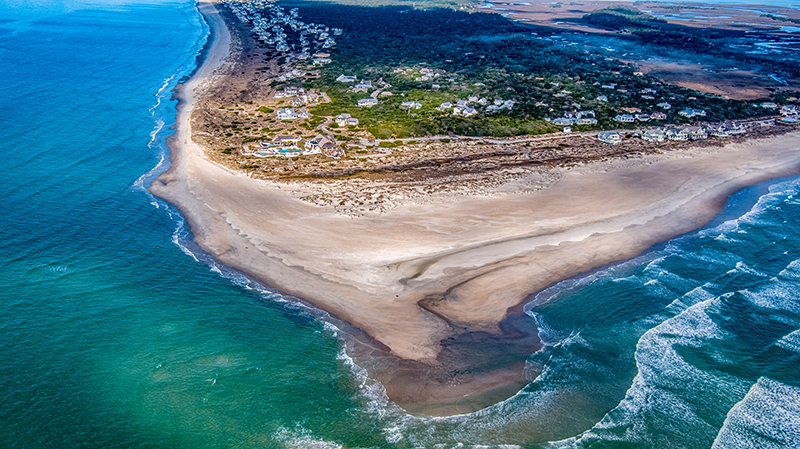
[152,1,800,414]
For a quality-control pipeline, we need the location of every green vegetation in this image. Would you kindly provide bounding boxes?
[270,2,770,139]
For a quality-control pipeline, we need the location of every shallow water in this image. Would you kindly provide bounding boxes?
[1,0,799,447]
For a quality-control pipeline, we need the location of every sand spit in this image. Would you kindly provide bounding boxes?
[151,1,800,415]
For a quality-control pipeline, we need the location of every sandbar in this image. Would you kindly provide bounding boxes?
[151,0,800,415]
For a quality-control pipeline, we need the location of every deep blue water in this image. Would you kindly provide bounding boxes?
[1,0,799,448]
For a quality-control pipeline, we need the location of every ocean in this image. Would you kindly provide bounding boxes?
[0,0,798,447]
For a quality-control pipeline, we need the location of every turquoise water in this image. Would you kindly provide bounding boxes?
[1,0,800,447]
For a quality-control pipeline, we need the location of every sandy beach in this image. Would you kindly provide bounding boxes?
[151,0,800,415]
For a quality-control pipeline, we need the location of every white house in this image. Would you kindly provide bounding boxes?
[277,108,298,120]
[688,126,708,140]
[436,102,453,111]
[641,128,665,143]
[400,101,422,109]
[336,74,356,83]
[598,131,622,145]
[666,128,689,141]
[335,113,359,127]
[614,114,635,123]
[357,98,378,107]
[657,102,672,110]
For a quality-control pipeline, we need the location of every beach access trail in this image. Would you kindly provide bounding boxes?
[152,0,800,414]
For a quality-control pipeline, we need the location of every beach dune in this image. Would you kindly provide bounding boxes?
[151,0,800,414]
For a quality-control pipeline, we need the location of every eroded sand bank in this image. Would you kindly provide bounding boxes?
[151,0,800,415]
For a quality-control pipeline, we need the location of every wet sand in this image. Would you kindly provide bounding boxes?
[151,0,800,416]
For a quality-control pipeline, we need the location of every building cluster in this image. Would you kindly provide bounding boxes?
[552,110,598,126]
[613,111,668,123]
[597,121,749,145]
[274,87,329,107]
[251,134,344,159]
[639,121,747,143]
[435,97,513,115]
[222,0,342,57]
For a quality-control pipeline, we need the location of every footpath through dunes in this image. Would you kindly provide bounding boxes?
[151,0,800,415]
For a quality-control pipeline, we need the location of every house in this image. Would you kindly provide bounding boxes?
[665,128,689,141]
[614,114,635,123]
[456,99,468,107]
[635,114,651,122]
[462,107,478,117]
[622,107,642,114]
[313,57,331,65]
[494,99,504,106]
[563,126,572,134]
[553,118,575,126]
[431,84,440,89]
[601,84,616,89]
[657,102,672,110]
[724,121,746,135]
[650,112,667,120]
[274,135,300,146]
[576,118,597,125]
[322,142,344,159]
[275,86,304,98]
[400,101,422,109]
[357,98,378,107]
[597,95,609,102]
[501,100,515,110]
[688,126,708,140]
[781,105,799,116]
[598,131,622,145]
[780,117,800,125]
[336,74,356,83]
[304,135,333,155]
[453,106,478,117]
[436,102,453,111]
[679,108,707,118]
[468,96,479,103]
[641,128,665,143]
[478,97,489,106]
[761,102,779,110]
[578,110,595,118]
[710,125,729,137]
[276,108,298,120]
[335,113,358,127]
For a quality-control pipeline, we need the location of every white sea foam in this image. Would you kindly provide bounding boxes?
[273,425,345,449]
[775,329,800,353]
[712,377,800,448]
[561,297,751,447]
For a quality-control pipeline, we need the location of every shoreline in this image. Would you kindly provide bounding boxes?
[150,0,800,416]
